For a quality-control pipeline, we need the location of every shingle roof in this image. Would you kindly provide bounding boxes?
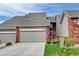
[1,13,50,28]
[47,16,56,22]
[64,10,79,17]
[60,10,79,24]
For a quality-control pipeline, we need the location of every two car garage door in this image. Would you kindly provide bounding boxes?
[20,28,46,42]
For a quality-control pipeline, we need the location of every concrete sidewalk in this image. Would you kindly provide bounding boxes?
[0,42,45,56]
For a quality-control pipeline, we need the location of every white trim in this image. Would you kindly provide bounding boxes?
[0,31,16,34]
[20,28,46,31]
[78,19,79,25]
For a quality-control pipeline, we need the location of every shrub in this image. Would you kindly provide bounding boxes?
[52,41,60,44]
[5,42,12,46]
[47,42,51,44]
[64,38,75,47]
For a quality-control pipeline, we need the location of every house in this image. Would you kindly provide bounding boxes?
[46,10,79,44]
[47,10,79,45]
[1,10,79,44]
[0,12,50,43]
[59,10,79,44]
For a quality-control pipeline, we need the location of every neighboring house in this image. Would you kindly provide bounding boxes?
[0,12,50,43]
[60,10,79,44]
[47,10,79,44]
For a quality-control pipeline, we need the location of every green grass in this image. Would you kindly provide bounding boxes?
[44,43,79,56]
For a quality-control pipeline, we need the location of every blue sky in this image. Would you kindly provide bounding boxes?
[0,3,79,23]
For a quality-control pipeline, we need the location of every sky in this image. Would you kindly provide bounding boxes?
[0,3,79,23]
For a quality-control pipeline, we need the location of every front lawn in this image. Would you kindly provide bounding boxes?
[44,43,79,56]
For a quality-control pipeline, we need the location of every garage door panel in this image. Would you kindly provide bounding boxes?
[0,33,16,43]
[20,31,46,42]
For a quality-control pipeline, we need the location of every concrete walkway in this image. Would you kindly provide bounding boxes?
[0,42,45,56]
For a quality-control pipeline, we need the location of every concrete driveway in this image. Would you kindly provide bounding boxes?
[0,42,45,56]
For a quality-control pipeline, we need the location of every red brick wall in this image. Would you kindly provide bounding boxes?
[16,26,20,43]
[46,27,52,42]
[68,18,79,43]
[46,27,56,42]
[50,29,56,39]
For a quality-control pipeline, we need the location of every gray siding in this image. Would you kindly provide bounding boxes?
[56,15,62,36]
[61,14,69,37]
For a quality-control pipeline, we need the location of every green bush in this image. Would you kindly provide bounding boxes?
[47,42,51,44]
[5,42,12,46]
[64,38,75,47]
[52,41,60,44]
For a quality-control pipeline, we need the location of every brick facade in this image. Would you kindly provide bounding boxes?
[68,18,79,43]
